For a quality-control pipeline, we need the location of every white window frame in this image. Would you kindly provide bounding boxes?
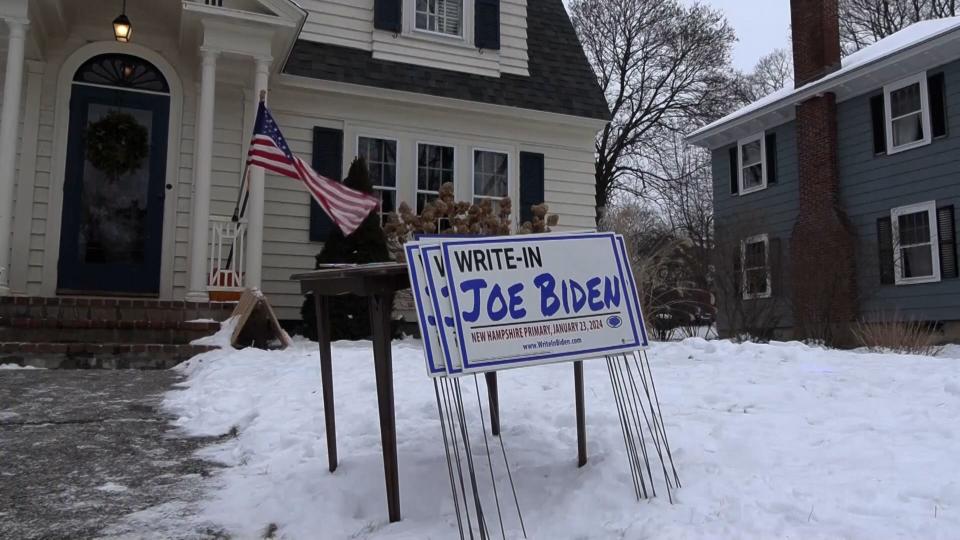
[741,234,771,300]
[891,200,941,285]
[406,0,470,41]
[884,73,932,155]
[356,134,399,223]
[416,141,457,212]
[471,148,511,206]
[737,132,767,195]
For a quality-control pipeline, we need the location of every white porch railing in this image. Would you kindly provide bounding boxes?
[208,215,247,293]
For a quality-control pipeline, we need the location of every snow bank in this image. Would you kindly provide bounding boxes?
[164,338,960,539]
[0,363,43,370]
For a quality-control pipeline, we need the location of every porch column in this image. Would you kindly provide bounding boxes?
[245,56,271,290]
[186,47,219,302]
[0,18,28,296]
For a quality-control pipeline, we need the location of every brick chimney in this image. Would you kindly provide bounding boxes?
[788,0,858,344]
[790,0,843,87]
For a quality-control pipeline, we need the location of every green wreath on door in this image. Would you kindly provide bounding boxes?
[85,110,149,182]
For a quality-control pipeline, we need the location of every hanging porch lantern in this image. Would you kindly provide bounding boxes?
[113,0,132,43]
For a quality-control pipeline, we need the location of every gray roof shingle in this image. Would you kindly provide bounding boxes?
[282,0,610,121]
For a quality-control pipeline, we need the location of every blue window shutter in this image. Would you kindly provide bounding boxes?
[374,0,402,33]
[939,205,957,279]
[728,147,739,195]
[475,0,501,50]
[870,94,886,155]
[310,127,343,242]
[877,216,894,285]
[765,132,777,184]
[519,152,545,224]
[929,72,947,138]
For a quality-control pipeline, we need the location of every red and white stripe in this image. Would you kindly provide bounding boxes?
[246,134,379,235]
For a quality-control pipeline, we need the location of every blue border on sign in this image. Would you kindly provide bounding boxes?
[616,235,650,347]
[404,243,445,376]
[440,233,646,371]
[421,244,463,375]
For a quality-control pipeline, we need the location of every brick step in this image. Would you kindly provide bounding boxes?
[0,318,221,345]
[0,342,219,370]
[0,296,236,323]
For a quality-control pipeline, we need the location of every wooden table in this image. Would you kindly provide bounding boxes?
[293,262,588,524]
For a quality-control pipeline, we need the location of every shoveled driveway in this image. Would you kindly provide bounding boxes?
[0,369,224,539]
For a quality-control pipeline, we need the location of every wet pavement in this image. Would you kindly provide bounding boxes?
[0,369,224,539]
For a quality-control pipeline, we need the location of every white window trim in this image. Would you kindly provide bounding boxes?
[416,141,457,209]
[741,233,771,300]
[356,134,400,218]
[471,148,511,203]
[891,200,941,285]
[404,0,473,44]
[737,132,767,196]
[884,73,932,155]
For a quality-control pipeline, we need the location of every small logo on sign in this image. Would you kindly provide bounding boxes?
[607,315,623,328]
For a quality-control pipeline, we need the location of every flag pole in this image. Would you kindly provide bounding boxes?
[225,91,268,277]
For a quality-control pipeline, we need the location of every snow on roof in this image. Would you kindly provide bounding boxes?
[689,16,960,141]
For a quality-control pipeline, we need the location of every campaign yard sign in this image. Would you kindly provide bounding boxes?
[439,233,648,374]
[403,243,446,377]
[420,243,464,375]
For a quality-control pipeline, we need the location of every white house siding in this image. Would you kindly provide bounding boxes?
[254,85,598,318]
[298,0,529,77]
[2,2,597,322]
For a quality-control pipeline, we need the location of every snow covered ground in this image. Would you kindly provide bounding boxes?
[164,338,960,539]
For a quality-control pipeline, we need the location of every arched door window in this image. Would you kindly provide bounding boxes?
[73,53,170,94]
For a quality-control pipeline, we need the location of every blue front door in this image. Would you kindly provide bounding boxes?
[57,84,170,295]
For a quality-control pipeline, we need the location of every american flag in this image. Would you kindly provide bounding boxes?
[245,100,378,236]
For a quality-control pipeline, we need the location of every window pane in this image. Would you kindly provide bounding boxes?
[473,150,508,198]
[744,241,766,268]
[741,140,762,165]
[745,269,768,295]
[417,193,438,214]
[416,0,462,35]
[383,162,396,188]
[902,245,934,278]
[892,113,924,147]
[890,83,922,118]
[743,164,763,189]
[358,137,397,190]
[418,144,455,202]
[898,211,930,246]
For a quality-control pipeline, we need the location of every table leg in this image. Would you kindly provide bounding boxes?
[314,294,337,473]
[369,293,401,523]
[485,372,500,436]
[575,361,587,467]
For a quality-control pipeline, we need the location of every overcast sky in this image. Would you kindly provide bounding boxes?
[563,1,793,72]
[691,0,792,70]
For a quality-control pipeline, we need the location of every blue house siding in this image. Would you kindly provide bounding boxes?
[837,59,960,321]
[712,121,799,330]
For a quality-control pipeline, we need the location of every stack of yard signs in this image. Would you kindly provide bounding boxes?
[404,232,680,539]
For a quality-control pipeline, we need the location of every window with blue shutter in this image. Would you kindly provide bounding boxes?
[310,127,344,242]
[519,152,544,225]
[475,0,500,50]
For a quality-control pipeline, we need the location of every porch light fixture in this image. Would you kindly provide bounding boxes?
[113,0,132,43]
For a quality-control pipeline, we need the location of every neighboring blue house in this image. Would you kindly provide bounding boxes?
[688,0,960,341]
